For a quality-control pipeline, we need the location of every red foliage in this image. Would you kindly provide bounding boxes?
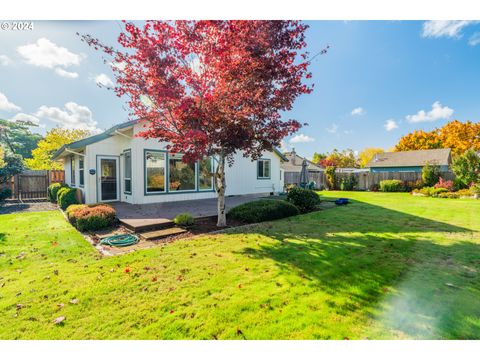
[434,177,454,191]
[81,21,315,163]
[319,158,337,167]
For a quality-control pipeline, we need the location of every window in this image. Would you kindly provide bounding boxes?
[71,156,76,185]
[145,150,166,193]
[79,158,84,187]
[257,159,271,179]
[199,157,214,190]
[169,153,196,192]
[124,150,132,194]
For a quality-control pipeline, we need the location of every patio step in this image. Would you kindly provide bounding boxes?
[139,227,187,241]
[119,217,174,233]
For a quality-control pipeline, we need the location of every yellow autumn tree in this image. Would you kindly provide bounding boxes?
[358,147,384,168]
[0,146,5,168]
[438,120,480,156]
[24,128,90,170]
[394,129,442,152]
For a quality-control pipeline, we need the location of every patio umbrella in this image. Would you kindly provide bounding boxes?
[299,159,309,188]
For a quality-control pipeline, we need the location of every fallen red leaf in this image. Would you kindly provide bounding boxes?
[124,267,131,273]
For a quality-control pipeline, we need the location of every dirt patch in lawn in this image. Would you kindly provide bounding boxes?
[0,200,59,214]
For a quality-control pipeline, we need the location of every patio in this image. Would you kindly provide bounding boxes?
[111,193,267,231]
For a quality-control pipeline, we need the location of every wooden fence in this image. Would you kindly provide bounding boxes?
[284,170,455,190]
[1,170,65,201]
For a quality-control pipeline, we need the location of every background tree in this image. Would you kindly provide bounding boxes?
[451,149,480,188]
[0,153,24,185]
[422,162,441,187]
[316,149,358,168]
[0,146,5,168]
[0,119,43,159]
[24,128,91,170]
[312,152,327,164]
[358,147,384,168]
[82,20,316,226]
[394,120,480,156]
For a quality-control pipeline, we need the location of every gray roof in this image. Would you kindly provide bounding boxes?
[282,152,323,172]
[366,148,451,168]
[52,118,288,162]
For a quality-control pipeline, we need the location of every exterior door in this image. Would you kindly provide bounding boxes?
[97,156,119,202]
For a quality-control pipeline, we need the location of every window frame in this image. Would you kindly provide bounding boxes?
[257,158,271,180]
[70,156,76,186]
[78,157,84,187]
[144,149,168,195]
[168,152,197,193]
[198,156,215,191]
[123,149,132,194]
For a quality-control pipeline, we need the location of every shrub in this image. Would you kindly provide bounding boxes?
[469,184,480,196]
[430,187,448,197]
[286,187,321,212]
[228,199,300,223]
[422,162,441,187]
[0,188,12,202]
[66,204,87,225]
[379,179,405,192]
[452,149,480,188]
[456,188,473,198]
[174,212,194,227]
[57,187,79,210]
[437,192,459,199]
[339,174,358,191]
[434,177,454,191]
[369,183,380,192]
[74,205,117,232]
[48,182,64,202]
[325,166,336,190]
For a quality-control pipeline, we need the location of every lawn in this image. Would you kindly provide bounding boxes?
[0,192,479,339]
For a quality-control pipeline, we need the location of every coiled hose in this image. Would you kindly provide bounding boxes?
[99,234,139,247]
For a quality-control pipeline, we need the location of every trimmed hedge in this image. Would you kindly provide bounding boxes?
[228,199,299,223]
[57,187,79,210]
[48,182,64,202]
[67,204,116,232]
[0,188,12,202]
[174,212,194,227]
[286,187,321,213]
[379,179,405,192]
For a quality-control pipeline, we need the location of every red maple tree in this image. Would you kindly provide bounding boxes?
[82,20,314,226]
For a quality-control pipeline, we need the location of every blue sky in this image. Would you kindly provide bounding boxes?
[1,20,479,159]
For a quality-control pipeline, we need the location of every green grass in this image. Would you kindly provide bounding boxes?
[1,192,479,339]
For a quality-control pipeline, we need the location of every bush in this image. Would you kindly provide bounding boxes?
[469,184,480,196]
[174,212,194,227]
[452,149,480,188]
[422,162,441,187]
[456,188,473,198]
[379,179,405,192]
[437,191,459,199]
[66,204,87,225]
[325,166,336,190]
[369,183,380,192]
[228,199,300,223]
[0,188,12,202]
[434,177,454,191]
[73,205,117,232]
[414,186,448,197]
[403,179,424,191]
[339,174,358,191]
[57,187,79,210]
[48,183,65,202]
[286,187,321,212]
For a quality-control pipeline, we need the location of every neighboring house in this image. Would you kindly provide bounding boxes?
[282,148,323,173]
[366,148,452,173]
[52,119,286,205]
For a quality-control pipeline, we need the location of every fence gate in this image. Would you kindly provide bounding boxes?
[2,170,65,201]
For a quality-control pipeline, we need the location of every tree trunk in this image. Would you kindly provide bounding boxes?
[215,153,227,227]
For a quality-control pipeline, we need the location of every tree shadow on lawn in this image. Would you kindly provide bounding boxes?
[230,198,480,339]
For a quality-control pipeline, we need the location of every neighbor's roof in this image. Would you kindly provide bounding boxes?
[282,152,323,172]
[366,148,451,168]
[52,119,288,162]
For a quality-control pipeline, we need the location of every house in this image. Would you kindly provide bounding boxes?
[52,119,286,205]
[281,148,323,173]
[366,148,452,173]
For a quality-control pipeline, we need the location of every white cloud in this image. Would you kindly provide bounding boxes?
[94,73,115,88]
[54,68,79,79]
[289,133,315,144]
[9,113,44,128]
[406,101,454,123]
[0,55,12,66]
[351,107,365,116]
[468,32,480,46]
[0,92,21,112]
[35,102,98,132]
[422,21,476,38]
[384,119,399,131]
[326,124,338,134]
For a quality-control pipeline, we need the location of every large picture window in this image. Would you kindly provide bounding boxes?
[199,157,214,190]
[71,156,76,185]
[79,158,84,187]
[124,149,132,194]
[169,153,196,192]
[145,150,166,193]
[257,159,271,179]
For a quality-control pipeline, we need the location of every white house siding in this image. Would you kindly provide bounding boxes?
[64,121,284,205]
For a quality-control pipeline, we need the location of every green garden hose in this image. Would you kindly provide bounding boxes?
[99,234,139,247]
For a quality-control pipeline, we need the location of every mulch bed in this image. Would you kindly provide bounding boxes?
[0,200,59,215]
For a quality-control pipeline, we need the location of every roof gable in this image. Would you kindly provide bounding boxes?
[366,148,451,168]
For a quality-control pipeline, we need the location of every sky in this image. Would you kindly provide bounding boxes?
[0,20,479,159]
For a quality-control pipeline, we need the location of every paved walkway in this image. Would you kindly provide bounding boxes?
[111,194,266,221]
